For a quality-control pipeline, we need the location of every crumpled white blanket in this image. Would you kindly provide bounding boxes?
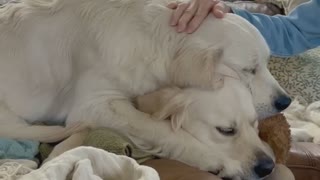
[0,159,37,180]
[18,146,159,180]
[284,100,320,144]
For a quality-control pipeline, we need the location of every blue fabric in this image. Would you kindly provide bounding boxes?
[0,138,39,160]
[233,0,320,57]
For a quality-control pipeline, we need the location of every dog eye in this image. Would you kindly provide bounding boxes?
[216,127,236,136]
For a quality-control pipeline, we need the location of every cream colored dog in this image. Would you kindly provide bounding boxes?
[136,85,295,180]
[135,80,276,179]
[0,0,291,178]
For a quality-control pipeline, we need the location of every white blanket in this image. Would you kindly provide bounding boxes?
[284,100,320,144]
[19,146,159,180]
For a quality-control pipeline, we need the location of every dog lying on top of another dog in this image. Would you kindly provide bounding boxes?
[0,0,292,179]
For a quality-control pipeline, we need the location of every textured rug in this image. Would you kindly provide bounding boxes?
[269,48,320,103]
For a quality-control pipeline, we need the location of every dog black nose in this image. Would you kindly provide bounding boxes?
[274,95,291,111]
[254,155,275,178]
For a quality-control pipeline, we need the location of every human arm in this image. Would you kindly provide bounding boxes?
[168,0,320,57]
[231,0,320,57]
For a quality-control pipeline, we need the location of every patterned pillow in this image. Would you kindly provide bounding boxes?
[225,0,284,15]
[268,48,320,103]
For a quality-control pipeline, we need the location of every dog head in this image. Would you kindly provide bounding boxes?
[217,38,291,120]
[136,79,275,179]
[211,48,291,120]
[171,13,291,119]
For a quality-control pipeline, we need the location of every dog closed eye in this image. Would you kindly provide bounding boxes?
[243,68,256,75]
[216,127,237,136]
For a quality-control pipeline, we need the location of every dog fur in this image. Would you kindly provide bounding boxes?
[136,86,295,180]
[135,83,275,178]
[0,0,288,178]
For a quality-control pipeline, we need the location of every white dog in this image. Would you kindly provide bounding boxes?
[135,80,276,179]
[0,0,291,178]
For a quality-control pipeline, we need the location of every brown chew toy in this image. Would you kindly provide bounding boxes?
[258,113,291,164]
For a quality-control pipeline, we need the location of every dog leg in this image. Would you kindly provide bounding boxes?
[66,98,222,172]
[44,130,89,163]
[0,104,84,142]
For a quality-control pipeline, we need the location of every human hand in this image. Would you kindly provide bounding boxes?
[168,0,231,33]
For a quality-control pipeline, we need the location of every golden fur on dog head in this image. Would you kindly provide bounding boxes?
[135,87,192,131]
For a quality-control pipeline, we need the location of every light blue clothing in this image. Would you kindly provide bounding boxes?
[0,138,39,160]
[232,0,320,57]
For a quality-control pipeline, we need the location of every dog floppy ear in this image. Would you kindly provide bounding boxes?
[170,43,224,89]
[213,62,241,85]
[169,105,189,132]
[135,87,192,132]
[153,91,192,132]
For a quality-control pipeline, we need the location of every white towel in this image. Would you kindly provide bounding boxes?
[20,146,159,180]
